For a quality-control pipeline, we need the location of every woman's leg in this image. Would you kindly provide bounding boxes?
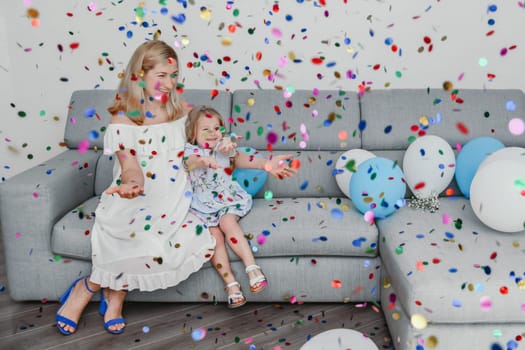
[57,277,100,333]
[102,288,127,332]
[210,226,245,307]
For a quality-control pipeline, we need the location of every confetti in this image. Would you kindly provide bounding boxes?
[410,313,428,329]
[191,327,206,341]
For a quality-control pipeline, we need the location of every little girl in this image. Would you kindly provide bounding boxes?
[184,106,297,308]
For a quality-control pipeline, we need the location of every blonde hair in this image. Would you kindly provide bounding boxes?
[185,106,225,145]
[107,40,185,125]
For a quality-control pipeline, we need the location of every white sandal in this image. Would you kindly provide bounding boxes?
[245,265,268,293]
[225,281,247,309]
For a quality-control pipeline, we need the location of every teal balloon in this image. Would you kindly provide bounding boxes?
[455,137,504,199]
[349,157,406,218]
[233,147,268,196]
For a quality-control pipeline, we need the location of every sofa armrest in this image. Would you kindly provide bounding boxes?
[0,149,101,300]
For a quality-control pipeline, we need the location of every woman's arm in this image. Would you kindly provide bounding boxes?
[105,148,145,198]
[104,116,145,198]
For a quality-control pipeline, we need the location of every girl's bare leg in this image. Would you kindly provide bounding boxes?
[219,215,266,290]
[210,226,245,306]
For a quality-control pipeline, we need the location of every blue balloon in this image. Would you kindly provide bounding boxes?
[233,147,268,196]
[455,137,504,199]
[349,157,406,219]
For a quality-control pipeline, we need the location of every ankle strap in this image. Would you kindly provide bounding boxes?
[83,277,97,294]
[225,281,240,290]
[245,265,261,273]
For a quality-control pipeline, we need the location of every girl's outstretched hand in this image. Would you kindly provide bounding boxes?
[105,182,144,199]
[264,154,299,180]
[216,137,238,157]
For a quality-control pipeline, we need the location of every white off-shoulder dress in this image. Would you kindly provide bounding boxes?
[90,117,216,292]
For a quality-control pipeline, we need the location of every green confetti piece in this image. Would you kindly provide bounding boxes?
[196,225,203,235]
[344,159,357,173]
[127,109,141,118]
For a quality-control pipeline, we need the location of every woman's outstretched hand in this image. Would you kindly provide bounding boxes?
[105,182,144,199]
[264,154,299,180]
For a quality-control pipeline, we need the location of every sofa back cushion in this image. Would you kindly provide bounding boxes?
[64,89,115,150]
[230,89,361,198]
[360,89,525,150]
[65,89,233,150]
[64,89,233,195]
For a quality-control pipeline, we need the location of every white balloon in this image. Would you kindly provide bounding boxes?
[403,135,456,198]
[470,155,525,233]
[477,147,525,172]
[335,149,376,198]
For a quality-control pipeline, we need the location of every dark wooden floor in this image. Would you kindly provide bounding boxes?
[0,233,393,350]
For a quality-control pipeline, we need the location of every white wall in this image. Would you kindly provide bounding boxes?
[1,0,524,180]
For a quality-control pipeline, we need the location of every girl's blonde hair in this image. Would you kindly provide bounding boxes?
[185,106,225,145]
[107,40,185,125]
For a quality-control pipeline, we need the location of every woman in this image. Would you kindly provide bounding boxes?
[55,40,216,335]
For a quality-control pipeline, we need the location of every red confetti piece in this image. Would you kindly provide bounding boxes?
[456,122,469,135]
[210,89,219,99]
[414,182,426,190]
[311,57,324,65]
[230,237,238,244]
[69,42,80,50]
[290,159,301,169]
[331,279,342,288]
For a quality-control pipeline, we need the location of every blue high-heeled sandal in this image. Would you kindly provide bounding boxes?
[55,276,97,335]
[99,289,126,334]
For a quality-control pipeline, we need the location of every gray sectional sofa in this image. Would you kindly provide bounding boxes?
[1,88,524,350]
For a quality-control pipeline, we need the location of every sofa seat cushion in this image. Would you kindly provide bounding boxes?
[378,197,525,324]
[51,196,100,261]
[52,196,379,262]
[241,197,379,258]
